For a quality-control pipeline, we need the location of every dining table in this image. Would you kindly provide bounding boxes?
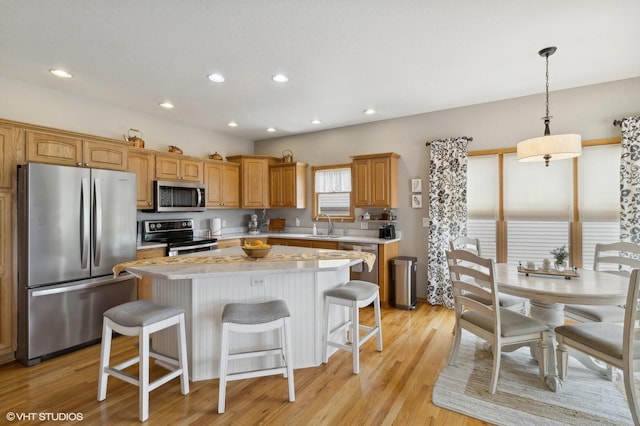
[493,263,629,392]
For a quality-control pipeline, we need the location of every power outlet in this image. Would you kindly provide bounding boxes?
[251,276,265,287]
[422,217,429,227]
[360,222,368,229]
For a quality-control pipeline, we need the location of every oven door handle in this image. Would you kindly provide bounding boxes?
[169,243,218,253]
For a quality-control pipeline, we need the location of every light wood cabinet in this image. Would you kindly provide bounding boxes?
[0,192,14,364]
[351,152,400,208]
[127,148,155,209]
[0,123,19,364]
[268,237,338,250]
[378,241,399,305]
[205,160,240,208]
[26,131,128,170]
[135,247,166,300]
[0,125,18,189]
[155,154,204,183]
[269,162,307,208]
[218,239,241,249]
[82,139,128,170]
[227,155,279,208]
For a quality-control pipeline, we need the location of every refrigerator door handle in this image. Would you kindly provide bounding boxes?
[30,274,134,297]
[81,177,90,269]
[94,177,102,266]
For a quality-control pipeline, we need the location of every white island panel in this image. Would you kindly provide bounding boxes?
[140,247,355,381]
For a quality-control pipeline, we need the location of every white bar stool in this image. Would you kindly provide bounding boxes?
[218,299,294,414]
[322,280,383,374]
[97,300,189,422]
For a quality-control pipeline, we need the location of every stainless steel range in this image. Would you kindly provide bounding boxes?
[142,219,219,256]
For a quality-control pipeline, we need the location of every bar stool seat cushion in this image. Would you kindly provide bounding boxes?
[104,300,184,327]
[222,300,290,325]
[325,280,378,301]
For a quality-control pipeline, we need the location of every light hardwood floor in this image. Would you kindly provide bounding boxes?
[0,303,488,425]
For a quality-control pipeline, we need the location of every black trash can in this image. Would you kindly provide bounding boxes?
[391,256,417,310]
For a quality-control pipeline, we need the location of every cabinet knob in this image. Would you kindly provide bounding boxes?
[76,162,82,166]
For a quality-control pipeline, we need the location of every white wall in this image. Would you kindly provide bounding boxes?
[0,75,253,158]
[254,77,640,298]
[3,73,639,298]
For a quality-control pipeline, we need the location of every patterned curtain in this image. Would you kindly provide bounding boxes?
[620,116,640,244]
[426,137,470,307]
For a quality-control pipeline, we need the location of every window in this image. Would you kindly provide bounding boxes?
[466,139,622,267]
[311,164,354,220]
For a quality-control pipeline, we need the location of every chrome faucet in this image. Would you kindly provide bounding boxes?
[315,213,334,235]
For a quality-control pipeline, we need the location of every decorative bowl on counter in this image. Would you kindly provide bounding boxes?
[242,245,272,259]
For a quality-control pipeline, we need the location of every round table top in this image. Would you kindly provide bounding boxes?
[494,263,629,305]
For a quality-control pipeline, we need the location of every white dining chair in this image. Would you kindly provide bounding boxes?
[449,237,529,314]
[565,241,640,324]
[555,268,640,426]
[446,249,549,394]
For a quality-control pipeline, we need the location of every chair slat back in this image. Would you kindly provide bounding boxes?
[450,236,482,257]
[446,249,498,325]
[623,269,640,362]
[594,242,640,277]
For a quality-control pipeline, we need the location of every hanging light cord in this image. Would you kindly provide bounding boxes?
[543,51,552,136]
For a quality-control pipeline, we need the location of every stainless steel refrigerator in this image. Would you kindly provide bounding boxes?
[17,163,138,365]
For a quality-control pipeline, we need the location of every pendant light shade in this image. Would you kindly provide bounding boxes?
[516,46,581,167]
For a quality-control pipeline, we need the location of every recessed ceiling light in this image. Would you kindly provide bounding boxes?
[266,127,277,132]
[272,74,289,83]
[159,102,174,109]
[49,69,72,78]
[311,119,322,125]
[208,73,225,83]
[227,121,238,127]
[363,108,376,115]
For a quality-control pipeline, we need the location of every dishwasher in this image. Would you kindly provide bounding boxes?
[338,242,379,285]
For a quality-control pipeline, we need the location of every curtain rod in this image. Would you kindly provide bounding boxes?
[425,136,473,146]
[613,119,623,127]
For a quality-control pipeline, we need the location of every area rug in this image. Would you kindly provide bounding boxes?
[433,331,634,425]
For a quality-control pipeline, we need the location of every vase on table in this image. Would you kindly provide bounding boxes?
[554,261,567,272]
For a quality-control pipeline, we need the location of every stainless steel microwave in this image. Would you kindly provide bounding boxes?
[153,180,206,212]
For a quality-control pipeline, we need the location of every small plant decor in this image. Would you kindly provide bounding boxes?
[550,245,569,271]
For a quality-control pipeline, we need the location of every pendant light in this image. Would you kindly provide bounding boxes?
[516,47,581,167]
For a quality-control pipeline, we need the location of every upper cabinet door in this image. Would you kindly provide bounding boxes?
[26,131,83,167]
[0,125,18,189]
[269,163,307,208]
[127,148,155,209]
[351,153,399,208]
[83,139,127,170]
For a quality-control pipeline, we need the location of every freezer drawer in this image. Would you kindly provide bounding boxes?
[17,275,136,365]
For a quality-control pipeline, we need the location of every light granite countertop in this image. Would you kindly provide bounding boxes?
[124,245,362,279]
[138,231,400,250]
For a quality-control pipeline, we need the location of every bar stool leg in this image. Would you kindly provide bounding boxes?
[284,317,295,401]
[374,295,383,352]
[97,321,112,401]
[139,326,150,422]
[218,322,230,414]
[322,297,330,363]
[352,302,360,374]
[177,314,190,395]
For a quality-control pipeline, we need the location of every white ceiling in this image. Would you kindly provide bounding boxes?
[1,0,639,141]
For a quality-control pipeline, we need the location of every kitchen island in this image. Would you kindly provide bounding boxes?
[122,246,369,381]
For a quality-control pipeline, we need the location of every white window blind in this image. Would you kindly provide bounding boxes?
[582,222,620,269]
[507,220,569,267]
[315,168,351,192]
[579,144,621,221]
[467,219,497,260]
[504,153,573,220]
[468,155,498,219]
[315,168,352,216]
